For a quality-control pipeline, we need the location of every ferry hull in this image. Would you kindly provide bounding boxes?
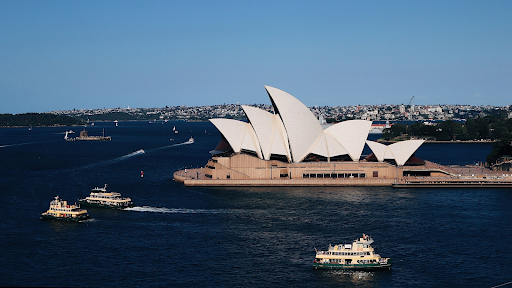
[77,200,133,210]
[313,262,391,270]
[40,214,90,222]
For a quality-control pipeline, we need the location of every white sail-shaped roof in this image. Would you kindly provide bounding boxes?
[383,146,395,160]
[325,120,372,161]
[209,86,425,166]
[209,118,262,158]
[324,132,348,157]
[265,85,323,163]
[310,133,329,157]
[241,105,275,160]
[366,139,424,166]
[388,140,424,166]
[241,105,291,161]
[270,114,292,161]
[365,140,387,162]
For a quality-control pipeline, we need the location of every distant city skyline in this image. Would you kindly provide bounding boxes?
[51,102,512,123]
[1,1,511,114]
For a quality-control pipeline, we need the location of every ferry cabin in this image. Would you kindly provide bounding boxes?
[42,197,89,219]
[86,192,131,203]
[313,234,391,269]
[314,246,381,266]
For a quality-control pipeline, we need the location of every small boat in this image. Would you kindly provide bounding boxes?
[77,184,133,209]
[114,120,118,127]
[186,137,194,144]
[41,196,90,222]
[173,126,178,134]
[313,234,391,270]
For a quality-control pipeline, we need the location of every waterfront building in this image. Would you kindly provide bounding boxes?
[174,86,512,187]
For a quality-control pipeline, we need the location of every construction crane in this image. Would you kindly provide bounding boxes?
[401,96,415,125]
[408,96,414,106]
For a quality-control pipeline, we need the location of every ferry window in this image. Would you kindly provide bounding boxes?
[373,171,378,177]
[226,175,230,179]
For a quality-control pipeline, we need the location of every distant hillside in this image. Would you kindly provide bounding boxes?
[74,112,143,121]
[0,113,84,127]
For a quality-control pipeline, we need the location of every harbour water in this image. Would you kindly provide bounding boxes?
[1,121,511,287]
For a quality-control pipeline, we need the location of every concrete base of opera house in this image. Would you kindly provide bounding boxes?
[173,154,512,188]
[174,168,512,187]
[173,170,396,186]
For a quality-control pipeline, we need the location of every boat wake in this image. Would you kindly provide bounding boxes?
[125,206,225,214]
[0,139,58,148]
[71,141,186,171]
[77,149,146,170]
[149,140,193,152]
[117,149,145,160]
[82,218,97,222]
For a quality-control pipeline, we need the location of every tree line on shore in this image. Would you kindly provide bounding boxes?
[383,114,512,164]
[0,113,84,127]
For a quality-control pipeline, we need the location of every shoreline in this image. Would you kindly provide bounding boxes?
[0,119,209,128]
[378,139,496,144]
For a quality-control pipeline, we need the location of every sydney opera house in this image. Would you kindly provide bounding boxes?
[174,86,512,187]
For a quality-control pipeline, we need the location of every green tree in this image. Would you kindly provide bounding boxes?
[487,133,512,163]
[383,124,407,140]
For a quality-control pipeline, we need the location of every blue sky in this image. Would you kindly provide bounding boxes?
[1,0,511,114]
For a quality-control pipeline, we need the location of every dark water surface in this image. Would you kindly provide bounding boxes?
[1,121,510,287]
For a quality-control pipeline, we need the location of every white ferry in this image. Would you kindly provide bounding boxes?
[41,196,90,222]
[313,234,392,270]
[78,184,133,209]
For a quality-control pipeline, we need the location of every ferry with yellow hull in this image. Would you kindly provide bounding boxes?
[313,234,392,270]
[41,196,90,222]
[78,184,133,209]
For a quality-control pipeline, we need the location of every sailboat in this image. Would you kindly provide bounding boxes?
[173,126,178,134]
